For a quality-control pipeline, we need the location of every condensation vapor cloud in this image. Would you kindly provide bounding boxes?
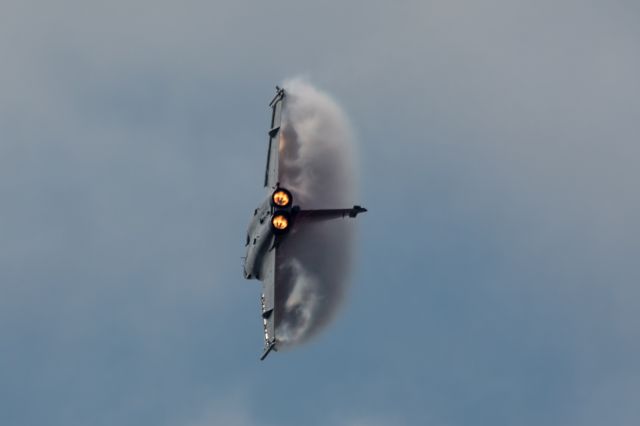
[274,79,358,347]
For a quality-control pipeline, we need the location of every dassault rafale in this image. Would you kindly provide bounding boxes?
[243,87,367,360]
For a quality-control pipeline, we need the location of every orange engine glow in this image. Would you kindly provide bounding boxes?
[272,214,289,230]
[272,190,291,207]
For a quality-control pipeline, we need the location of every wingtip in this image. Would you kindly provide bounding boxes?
[259,342,276,361]
[349,205,367,217]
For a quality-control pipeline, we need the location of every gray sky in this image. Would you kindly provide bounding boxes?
[1,1,639,425]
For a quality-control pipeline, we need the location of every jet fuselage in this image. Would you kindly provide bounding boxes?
[243,196,273,280]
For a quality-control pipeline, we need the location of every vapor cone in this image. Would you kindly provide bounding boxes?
[275,79,358,347]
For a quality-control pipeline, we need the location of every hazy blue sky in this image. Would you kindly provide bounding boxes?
[1,1,639,425]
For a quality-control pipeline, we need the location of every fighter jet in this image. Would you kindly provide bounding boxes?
[243,87,366,360]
